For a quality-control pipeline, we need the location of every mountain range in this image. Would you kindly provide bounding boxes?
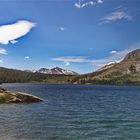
[0,49,140,84]
[32,67,78,75]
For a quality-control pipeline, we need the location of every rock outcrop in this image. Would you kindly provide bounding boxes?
[0,88,43,103]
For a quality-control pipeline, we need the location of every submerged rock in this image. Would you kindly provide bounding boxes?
[0,88,43,103]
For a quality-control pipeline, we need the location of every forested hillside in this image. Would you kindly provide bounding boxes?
[0,67,73,83]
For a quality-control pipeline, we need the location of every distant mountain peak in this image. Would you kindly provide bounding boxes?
[36,67,78,75]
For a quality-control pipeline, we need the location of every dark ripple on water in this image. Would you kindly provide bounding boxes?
[0,84,140,140]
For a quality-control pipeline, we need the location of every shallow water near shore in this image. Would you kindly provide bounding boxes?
[1,83,140,140]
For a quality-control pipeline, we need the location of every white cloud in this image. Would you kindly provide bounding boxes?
[10,40,18,44]
[101,8,132,24]
[64,62,70,66]
[97,0,103,4]
[74,0,103,9]
[110,50,117,54]
[74,2,81,8]
[24,56,30,59]
[0,59,3,63]
[59,27,65,31]
[0,48,7,55]
[0,20,36,45]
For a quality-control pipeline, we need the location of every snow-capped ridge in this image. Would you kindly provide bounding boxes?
[33,67,78,75]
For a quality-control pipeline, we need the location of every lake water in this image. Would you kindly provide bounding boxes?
[1,84,140,140]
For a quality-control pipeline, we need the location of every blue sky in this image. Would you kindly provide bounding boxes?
[0,0,140,73]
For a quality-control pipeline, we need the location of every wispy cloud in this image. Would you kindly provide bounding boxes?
[52,41,140,69]
[0,20,36,45]
[52,56,88,66]
[101,8,132,24]
[74,0,103,9]
[52,56,87,63]
[0,48,7,55]
[51,49,133,69]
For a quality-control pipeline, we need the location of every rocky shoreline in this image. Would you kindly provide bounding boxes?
[0,88,43,103]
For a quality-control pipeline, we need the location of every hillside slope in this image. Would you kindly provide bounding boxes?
[71,49,140,84]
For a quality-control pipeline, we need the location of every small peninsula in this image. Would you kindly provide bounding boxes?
[0,88,43,103]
